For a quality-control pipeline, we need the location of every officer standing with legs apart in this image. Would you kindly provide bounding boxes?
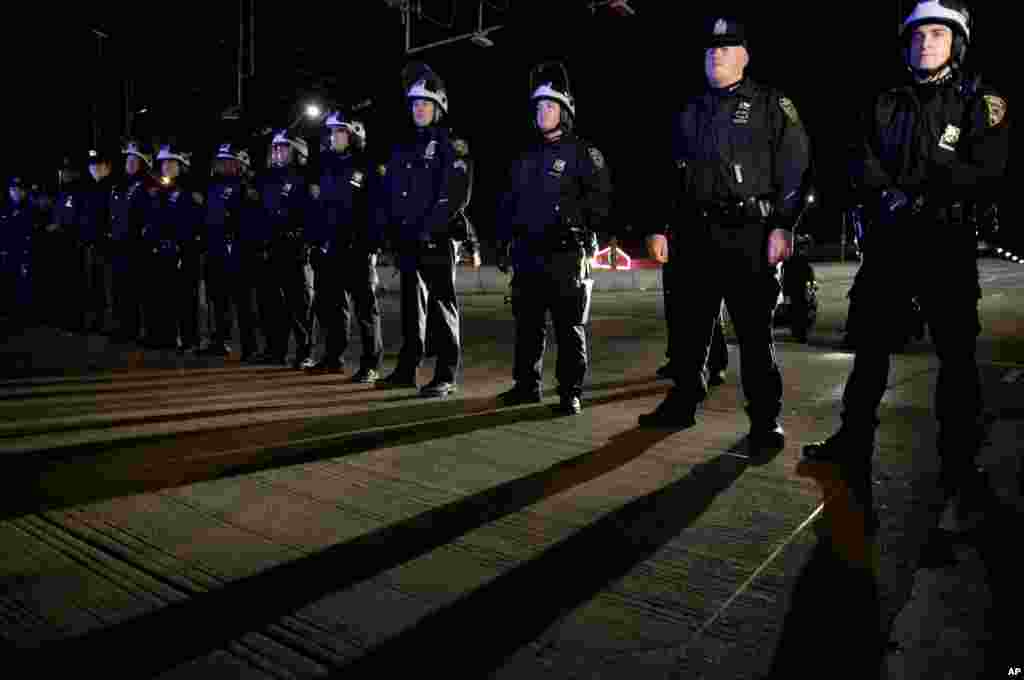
[376,62,476,397]
[303,110,383,380]
[802,1,1009,527]
[203,143,256,358]
[494,62,612,415]
[638,17,810,455]
[109,140,153,344]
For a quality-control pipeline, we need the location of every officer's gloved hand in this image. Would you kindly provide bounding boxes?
[880,188,909,215]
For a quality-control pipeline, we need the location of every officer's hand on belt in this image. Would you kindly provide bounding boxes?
[767,228,793,266]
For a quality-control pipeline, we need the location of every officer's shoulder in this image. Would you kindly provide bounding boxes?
[573,137,607,171]
[762,86,803,125]
[976,83,1008,129]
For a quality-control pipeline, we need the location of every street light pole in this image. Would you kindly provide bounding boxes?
[91,29,109,148]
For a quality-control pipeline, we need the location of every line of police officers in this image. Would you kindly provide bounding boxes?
[1,3,1012,522]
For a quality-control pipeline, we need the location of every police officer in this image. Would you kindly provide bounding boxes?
[303,110,383,380]
[375,63,477,397]
[143,143,204,351]
[250,129,313,367]
[109,140,153,343]
[638,17,811,453]
[494,63,612,415]
[802,1,1009,523]
[78,147,120,335]
[1,177,37,331]
[204,143,257,358]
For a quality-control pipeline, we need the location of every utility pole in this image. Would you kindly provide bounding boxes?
[91,29,109,148]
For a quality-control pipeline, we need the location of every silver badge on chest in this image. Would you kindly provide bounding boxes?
[938,124,961,152]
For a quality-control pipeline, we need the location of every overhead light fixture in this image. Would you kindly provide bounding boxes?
[305,104,322,118]
[471,33,494,47]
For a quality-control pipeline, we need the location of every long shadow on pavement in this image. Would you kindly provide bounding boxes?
[334,450,769,678]
[12,424,688,677]
[0,383,668,520]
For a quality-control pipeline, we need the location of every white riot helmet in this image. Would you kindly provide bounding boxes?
[156,143,191,169]
[122,140,153,168]
[271,129,309,166]
[402,62,448,122]
[529,61,576,129]
[902,0,971,68]
[215,142,251,167]
[325,110,367,150]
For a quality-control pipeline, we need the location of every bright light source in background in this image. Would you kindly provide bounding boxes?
[591,244,632,270]
[305,104,321,118]
[996,248,1004,254]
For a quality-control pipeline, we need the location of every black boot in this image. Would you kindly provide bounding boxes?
[497,384,543,406]
[552,394,582,416]
[638,389,697,429]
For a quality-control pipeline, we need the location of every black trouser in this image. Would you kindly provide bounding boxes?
[396,240,460,383]
[0,251,31,326]
[143,241,180,347]
[267,238,313,362]
[666,224,782,426]
[175,249,202,348]
[75,242,111,332]
[312,246,382,370]
[663,259,728,373]
[205,249,256,354]
[32,232,70,328]
[511,251,594,399]
[111,240,143,340]
[840,239,981,474]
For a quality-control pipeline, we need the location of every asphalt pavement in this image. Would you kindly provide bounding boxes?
[1,260,1022,679]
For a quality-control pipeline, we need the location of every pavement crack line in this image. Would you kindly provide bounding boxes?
[593,500,828,664]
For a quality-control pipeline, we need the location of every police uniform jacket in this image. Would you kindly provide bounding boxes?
[52,182,87,242]
[0,199,37,267]
[495,131,612,274]
[145,178,204,252]
[256,166,309,243]
[853,71,1009,225]
[374,125,470,250]
[205,175,259,270]
[110,171,151,243]
[77,174,116,245]
[672,77,809,230]
[310,151,377,252]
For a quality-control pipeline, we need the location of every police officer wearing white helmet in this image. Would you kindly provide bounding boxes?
[248,128,314,367]
[302,109,383,380]
[375,62,477,397]
[802,1,1010,532]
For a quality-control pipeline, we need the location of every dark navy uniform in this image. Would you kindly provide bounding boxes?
[256,166,313,364]
[375,124,471,389]
[143,179,204,349]
[806,71,1009,490]
[204,175,259,357]
[76,173,116,333]
[0,183,37,323]
[46,180,86,330]
[308,150,383,374]
[109,171,150,341]
[643,76,810,433]
[496,133,612,405]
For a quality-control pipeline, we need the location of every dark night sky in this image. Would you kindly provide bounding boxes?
[3,1,1017,247]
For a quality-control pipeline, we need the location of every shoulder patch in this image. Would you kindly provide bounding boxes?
[452,138,469,157]
[377,164,387,177]
[983,95,1007,128]
[778,96,801,125]
[588,146,605,170]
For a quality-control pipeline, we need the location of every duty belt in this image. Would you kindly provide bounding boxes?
[698,197,771,223]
